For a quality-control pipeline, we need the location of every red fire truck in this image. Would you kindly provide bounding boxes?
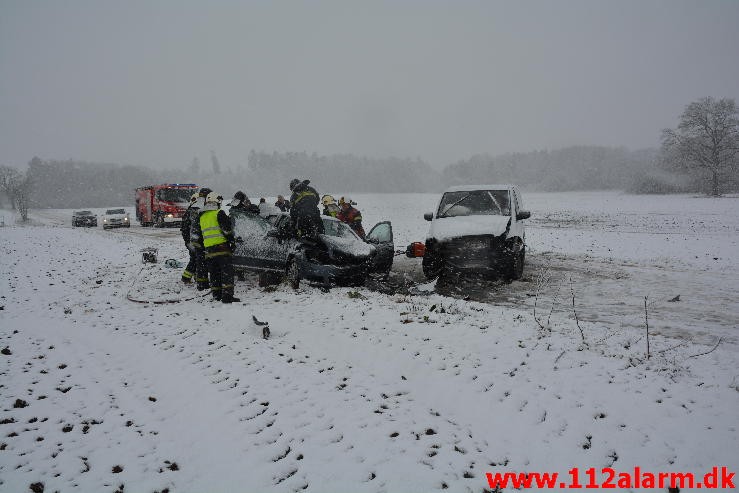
[135,184,199,227]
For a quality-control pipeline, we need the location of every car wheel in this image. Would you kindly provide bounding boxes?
[506,243,525,281]
[258,271,280,287]
[515,247,526,279]
[286,258,300,289]
[422,251,443,280]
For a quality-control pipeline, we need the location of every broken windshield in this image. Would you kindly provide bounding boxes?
[437,190,511,218]
[322,219,360,239]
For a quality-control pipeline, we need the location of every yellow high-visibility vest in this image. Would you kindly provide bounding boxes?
[200,210,227,248]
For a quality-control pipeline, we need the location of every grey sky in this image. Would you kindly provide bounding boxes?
[1,0,738,170]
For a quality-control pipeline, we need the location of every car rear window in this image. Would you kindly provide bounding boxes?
[106,209,125,214]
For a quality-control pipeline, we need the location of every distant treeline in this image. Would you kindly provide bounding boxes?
[19,145,734,209]
[26,157,160,208]
[445,146,662,192]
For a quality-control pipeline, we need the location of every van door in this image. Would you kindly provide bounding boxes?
[366,221,394,275]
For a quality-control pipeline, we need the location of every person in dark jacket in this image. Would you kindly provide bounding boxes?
[199,192,240,303]
[188,187,212,290]
[227,190,257,281]
[274,195,290,212]
[337,196,366,239]
[228,190,259,215]
[288,178,324,239]
[180,192,201,283]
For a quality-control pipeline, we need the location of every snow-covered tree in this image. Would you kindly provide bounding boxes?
[662,97,739,196]
[0,165,22,209]
[0,165,32,220]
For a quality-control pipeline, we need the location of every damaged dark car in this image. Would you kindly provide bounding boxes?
[231,211,394,288]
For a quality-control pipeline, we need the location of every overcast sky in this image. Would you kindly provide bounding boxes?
[1,0,738,170]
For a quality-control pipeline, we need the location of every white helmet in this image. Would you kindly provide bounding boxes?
[205,191,223,206]
[190,192,199,203]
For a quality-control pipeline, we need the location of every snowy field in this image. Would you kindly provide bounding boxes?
[1,191,738,493]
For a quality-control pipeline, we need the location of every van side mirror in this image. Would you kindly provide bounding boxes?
[423,212,433,221]
[517,210,531,220]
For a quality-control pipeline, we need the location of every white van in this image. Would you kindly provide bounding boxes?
[421,184,530,280]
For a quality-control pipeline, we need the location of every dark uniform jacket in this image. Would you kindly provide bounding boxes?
[338,205,365,239]
[180,205,200,244]
[289,180,325,238]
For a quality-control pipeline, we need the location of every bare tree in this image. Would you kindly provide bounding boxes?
[0,166,32,221]
[15,174,32,222]
[210,149,221,175]
[189,156,200,175]
[662,97,739,196]
[0,166,22,209]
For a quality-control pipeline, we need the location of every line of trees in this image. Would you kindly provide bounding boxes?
[2,96,736,211]
[443,146,658,192]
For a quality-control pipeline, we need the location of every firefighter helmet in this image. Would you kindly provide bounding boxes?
[322,195,336,206]
[205,191,223,206]
[289,178,301,191]
[190,192,199,203]
[199,187,213,197]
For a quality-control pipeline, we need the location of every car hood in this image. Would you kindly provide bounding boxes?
[427,215,511,242]
[319,235,374,259]
[104,214,128,219]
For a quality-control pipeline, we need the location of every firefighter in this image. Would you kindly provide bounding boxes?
[227,190,256,282]
[228,190,259,215]
[275,195,290,212]
[288,178,324,239]
[189,187,212,291]
[321,195,340,217]
[338,196,366,239]
[199,192,240,303]
[180,192,200,283]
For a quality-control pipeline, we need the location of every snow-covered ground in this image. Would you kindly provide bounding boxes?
[1,191,737,493]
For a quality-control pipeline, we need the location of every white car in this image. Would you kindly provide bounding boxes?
[420,184,530,281]
[101,208,131,229]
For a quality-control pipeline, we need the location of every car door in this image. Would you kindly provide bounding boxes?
[366,221,394,274]
[231,212,287,271]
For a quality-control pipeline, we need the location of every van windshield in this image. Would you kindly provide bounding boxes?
[437,190,510,218]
